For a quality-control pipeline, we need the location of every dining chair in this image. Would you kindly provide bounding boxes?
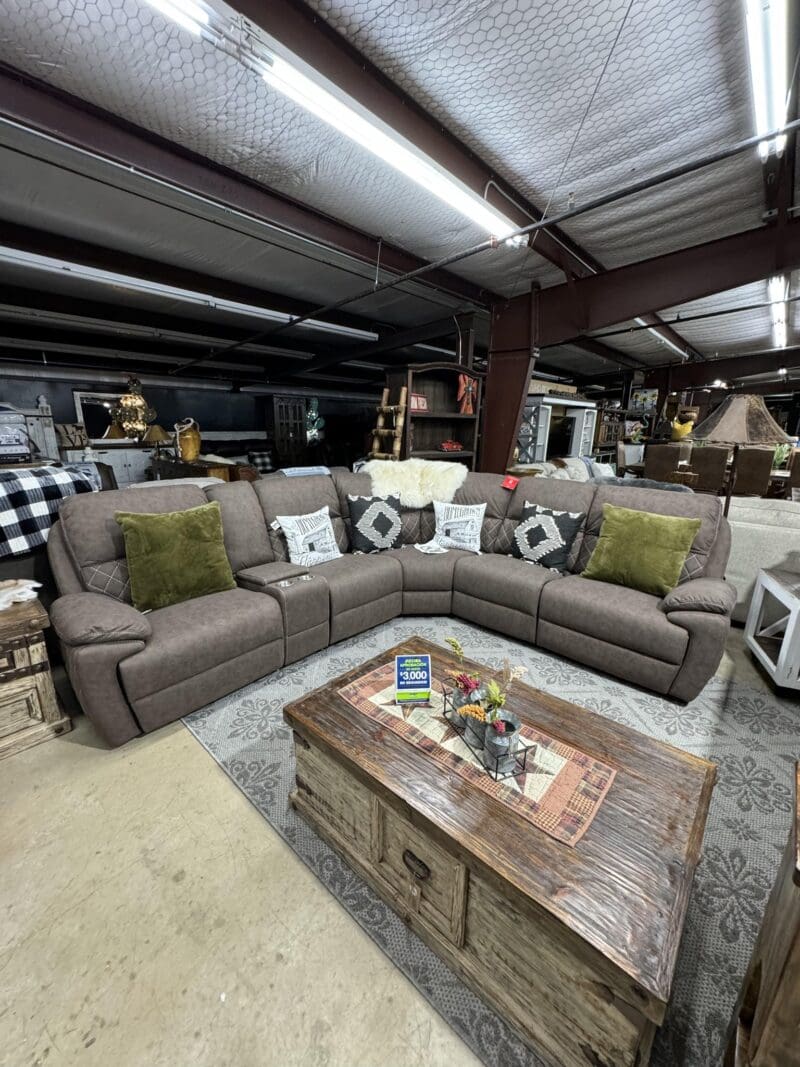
[691,445,729,494]
[733,447,774,497]
[643,442,692,482]
[725,764,800,1066]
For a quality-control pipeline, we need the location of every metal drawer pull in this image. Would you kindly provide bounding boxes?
[402,848,431,881]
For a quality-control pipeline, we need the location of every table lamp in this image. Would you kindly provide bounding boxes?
[691,394,792,514]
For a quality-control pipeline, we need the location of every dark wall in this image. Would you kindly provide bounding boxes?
[0,372,379,465]
[0,376,267,431]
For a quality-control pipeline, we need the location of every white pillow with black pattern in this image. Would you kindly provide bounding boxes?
[347,494,402,553]
[510,502,584,571]
[433,500,485,554]
[273,505,342,567]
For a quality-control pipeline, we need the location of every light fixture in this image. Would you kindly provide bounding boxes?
[634,317,688,359]
[778,366,788,375]
[110,376,156,439]
[745,0,788,161]
[0,247,378,341]
[711,379,729,389]
[259,55,525,245]
[768,274,788,348]
[141,0,523,243]
[143,0,209,37]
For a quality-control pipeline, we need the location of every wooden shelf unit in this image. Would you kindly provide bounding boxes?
[384,363,485,470]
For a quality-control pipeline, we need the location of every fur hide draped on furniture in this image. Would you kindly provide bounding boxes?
[360,458,469,508]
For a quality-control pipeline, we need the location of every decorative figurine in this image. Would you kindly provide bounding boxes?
[457,374,476,415]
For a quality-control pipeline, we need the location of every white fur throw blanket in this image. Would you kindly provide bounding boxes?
[361,458,468,508]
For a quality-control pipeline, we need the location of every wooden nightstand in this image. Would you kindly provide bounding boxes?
[0,600,71,759]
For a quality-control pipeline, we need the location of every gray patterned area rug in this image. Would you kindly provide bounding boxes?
[183,619,800,1067]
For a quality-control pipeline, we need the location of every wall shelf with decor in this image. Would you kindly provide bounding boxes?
[383,363,485,470]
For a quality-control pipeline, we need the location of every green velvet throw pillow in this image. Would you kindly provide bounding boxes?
[115,501,236,611]
[581,503,701,597]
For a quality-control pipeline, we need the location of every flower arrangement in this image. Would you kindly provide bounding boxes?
[444,636,527,732]
[459,703,486,722]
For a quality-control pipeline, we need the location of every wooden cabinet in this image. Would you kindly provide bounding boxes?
[0,601,70,760]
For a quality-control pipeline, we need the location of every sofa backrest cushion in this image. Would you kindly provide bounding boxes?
[508,477,595,567]
[58,484,207,600]
[334,470,431,545]
[453,473,514,553]
[205,481,273,571]
[575,484,723,582]
[253,474,348,560]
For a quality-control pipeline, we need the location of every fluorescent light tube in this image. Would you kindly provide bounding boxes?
[768,274,788,348]
[634,317,687,359]
[745,0,788,159]
[261,56,524,245]
[143,0,209,36]
[0,247,378,340]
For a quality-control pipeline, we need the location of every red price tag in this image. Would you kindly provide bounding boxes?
[501,476,519,490]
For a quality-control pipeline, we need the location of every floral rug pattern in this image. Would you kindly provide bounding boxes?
[183,620,800,1067]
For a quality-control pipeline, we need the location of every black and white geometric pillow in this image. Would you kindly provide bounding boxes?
[510,502,585,571]
[347,495,402,553]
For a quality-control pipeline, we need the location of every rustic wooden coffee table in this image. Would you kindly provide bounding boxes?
[284,638,715,1067]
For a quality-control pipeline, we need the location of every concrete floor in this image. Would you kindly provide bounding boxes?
[0,628,766,1067]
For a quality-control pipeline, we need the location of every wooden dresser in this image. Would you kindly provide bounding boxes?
[0,600,70,760]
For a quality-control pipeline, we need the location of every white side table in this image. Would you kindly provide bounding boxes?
[745,568,800,690]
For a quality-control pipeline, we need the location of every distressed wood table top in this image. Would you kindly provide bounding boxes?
[285,637,716,1015]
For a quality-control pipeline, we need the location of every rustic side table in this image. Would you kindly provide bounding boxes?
[0,600,71,759]
[745,569,800,691]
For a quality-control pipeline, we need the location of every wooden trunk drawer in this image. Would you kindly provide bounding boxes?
[371,803,468,948]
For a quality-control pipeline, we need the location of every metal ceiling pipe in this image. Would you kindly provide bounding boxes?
[188,116,800,369]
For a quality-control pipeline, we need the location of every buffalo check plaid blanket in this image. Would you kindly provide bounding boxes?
[0,467,96,559]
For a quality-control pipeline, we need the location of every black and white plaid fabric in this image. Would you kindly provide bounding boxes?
[0,466,96,559]
[248,450,274,474]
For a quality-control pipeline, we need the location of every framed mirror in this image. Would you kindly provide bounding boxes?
[73,390,133,443]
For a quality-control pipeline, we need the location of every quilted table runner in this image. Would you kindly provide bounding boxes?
[338,662,616,846]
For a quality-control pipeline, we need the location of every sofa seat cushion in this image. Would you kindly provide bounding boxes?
[119,587,283,702]
[383,547,472,591]
[313,553,402,615]
[539,575,688,664]
[453,554,561,617]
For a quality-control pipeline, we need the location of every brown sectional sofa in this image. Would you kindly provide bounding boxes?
[47,470,736,747]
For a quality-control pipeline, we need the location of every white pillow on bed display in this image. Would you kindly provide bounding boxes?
[273,505,342,567]
[432,500,486,554]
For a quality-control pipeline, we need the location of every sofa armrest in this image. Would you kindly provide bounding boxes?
[660,578,737,616]
[50,593,152,646]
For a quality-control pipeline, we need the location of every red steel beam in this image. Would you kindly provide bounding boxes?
[0,67,489,306]
[479,291,538,473]
[644,349,800,390]
[536,221,800,347]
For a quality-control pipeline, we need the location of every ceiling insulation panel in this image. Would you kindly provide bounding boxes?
[0,132,480,332]
[0,0,560,296]
[306,0,764,268]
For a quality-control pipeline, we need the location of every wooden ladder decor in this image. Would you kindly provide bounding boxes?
[369,386,407,460]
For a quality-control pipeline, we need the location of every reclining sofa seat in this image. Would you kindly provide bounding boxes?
[47,471,735,748]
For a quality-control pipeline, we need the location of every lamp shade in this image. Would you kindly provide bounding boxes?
[691,394,792,446]
[142,423,172,444]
